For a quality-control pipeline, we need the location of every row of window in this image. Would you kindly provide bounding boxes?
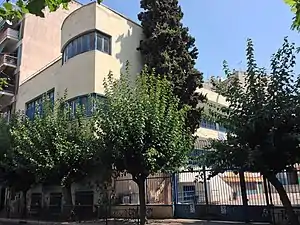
[25,92,104,120]
[25,92,226,132]
[200,119,226,132]
[26,90,55,120]
[62,31,111,63]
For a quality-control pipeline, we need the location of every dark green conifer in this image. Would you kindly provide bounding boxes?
[138,0,206,132]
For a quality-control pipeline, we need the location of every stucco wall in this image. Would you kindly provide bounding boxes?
[197,87,228,106]
[18,2,81,83]
[61,2,143,95]
[94,3,143,92]
[16,59,61,111]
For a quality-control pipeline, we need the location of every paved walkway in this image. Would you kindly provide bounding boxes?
[0,218,270,225]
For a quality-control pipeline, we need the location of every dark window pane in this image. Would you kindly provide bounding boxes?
[81,96,88,115]
[103,38,109,53]
[86,34,91,51]
[36,98,43,115]
[82,35,89,52]
[90,33,95,50]
[77,36,82,54]
[26,102,35,119]
[63,48,67,63]
[73,40,77,56]
[97,34,103,51]
[68,43,73,59]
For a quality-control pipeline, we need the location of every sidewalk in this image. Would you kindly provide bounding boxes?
[0,218,270,225]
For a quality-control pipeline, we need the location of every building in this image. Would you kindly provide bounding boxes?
[1,1,146,219]
[0,1,250,220]
[14,2,143,113]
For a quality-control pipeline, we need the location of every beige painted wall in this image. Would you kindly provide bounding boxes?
[19,1,81,83]
[16,59,61,111]
[61,2,143,95]
[94,3,143,88]
[197,87,228,106]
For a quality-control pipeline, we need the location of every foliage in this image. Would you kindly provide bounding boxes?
[138,0,206,133]
[0,95,98,208]
[0,0,103,20]
[95,68,193,224]
[0,78,7,91]
[203,38,300,225]
[0,113,37,193]
[284,0,300,31]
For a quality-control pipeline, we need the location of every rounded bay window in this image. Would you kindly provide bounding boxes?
[62,30,111,64]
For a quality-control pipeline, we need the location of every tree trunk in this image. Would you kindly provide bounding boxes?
[267,173,300,225]
[22,189,28,218]
[62,184,73,213]
[136,176,147,225]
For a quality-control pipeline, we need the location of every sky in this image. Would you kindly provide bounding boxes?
[89,0,300,80]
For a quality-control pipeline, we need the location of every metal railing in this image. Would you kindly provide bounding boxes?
[0,54,17,67]
[0,28,19,44]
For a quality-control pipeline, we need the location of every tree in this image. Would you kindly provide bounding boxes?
[95,68,193,225]
[22,96,99,208]
[203,38,300,225]
[0,0,104,20]
[137,0,206,133]
[0,95,99,216]
[0,113,39,217]
[284,0,300,30]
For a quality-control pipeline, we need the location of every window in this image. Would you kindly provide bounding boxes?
[200,119,227,132]
[183,185,196,202]
[62,31,111,64]
[96,33,110,54]
[66,93,105,117]
[30,193,42,212]
[25,89,55,120]
[200,119,217,130]
[219,125,227,132]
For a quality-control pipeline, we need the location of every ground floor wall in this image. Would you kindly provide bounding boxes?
[2,172,173,220]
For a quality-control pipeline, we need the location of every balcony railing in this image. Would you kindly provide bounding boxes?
[0,28,18,44]
[0,54,17,68]
[1,83,14,94]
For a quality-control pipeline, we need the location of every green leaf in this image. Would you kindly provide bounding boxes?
[3,2,13,10]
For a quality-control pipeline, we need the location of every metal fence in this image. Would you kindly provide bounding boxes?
[174,167,300,207]
[113,173,172,205]
[4,168,300,223]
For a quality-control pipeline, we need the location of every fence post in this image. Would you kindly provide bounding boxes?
[263,176,273,224]
[172,173,178,218]
[202,166,209,206]
[239,170,249,223]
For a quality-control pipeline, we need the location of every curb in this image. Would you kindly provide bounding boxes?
[0,218,78,225]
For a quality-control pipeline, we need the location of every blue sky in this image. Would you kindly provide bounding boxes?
[96,0,300,80]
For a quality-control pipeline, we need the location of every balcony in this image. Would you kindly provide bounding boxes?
[0,104,12,120]
[0,28,19,52]
[0,89,14,112]
[0,54,17,72]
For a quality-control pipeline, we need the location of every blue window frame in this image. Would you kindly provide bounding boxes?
[66,93,105,117]
[200,119,227,132]
[63,31,111,64]
[25,89,55,120]
[200,119,217,130]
